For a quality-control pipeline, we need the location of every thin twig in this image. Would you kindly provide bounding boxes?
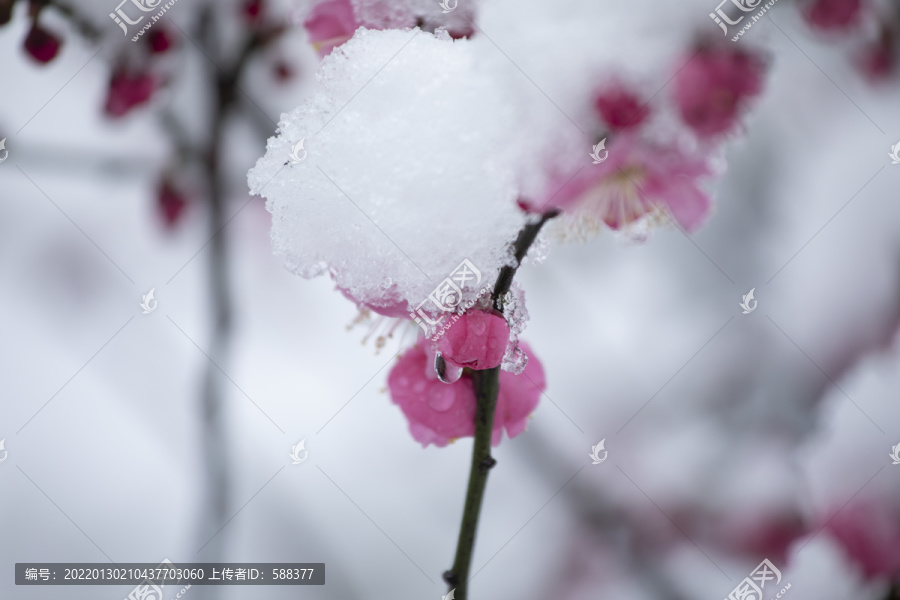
[191,7,285,600]
[42,0,103,41]
[443,209,559,600]
[492,210,560,311]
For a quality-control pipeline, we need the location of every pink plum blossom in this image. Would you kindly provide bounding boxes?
[304,0,361,58]
[388,341,545,447]
[494,343,545,441]
[673,45,766,139]
[435,309,510,371]
[825,496,900,579]
[593,83,650,131]
[530,132,713,233]
[802,0,864,31]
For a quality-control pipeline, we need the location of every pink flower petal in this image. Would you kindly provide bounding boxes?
[304,0,360,58]
[387,341,546,447]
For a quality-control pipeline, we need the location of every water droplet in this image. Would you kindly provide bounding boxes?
[435,353,463,384]
[501,343,528,374]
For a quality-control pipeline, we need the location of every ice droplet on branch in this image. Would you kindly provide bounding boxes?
[435,352,463,384]
[499,283,530,374]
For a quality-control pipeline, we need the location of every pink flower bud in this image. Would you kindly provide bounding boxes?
[802,0,864,31]
[593,83,650,131]
[105,69,156,118]
[435,309,510,371]
[157,178,188,229]
[857,36,895,81]
[673,45,765,139]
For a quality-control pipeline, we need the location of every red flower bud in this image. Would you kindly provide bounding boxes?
[147,28,172,54]
[104,69,156,118]
[23,23,61,63]
[157,178,188,229]
[594,84,650,131]
[242,0,263,22]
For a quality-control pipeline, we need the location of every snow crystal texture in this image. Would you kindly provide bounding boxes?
[248,28,526,315]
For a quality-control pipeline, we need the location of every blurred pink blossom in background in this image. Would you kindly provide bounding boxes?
[303,0,360,58]
[826,497,900,579]
[538,132,714,233]
[673,44,766,139]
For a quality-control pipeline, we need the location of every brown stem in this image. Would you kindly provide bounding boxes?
[443,209,559,600]
[41,0,102,41]
[884,583,900,600]
[192,8,285,599]
[492,210,560,312]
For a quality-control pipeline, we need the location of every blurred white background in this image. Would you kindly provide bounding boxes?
[1,0,900,599]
